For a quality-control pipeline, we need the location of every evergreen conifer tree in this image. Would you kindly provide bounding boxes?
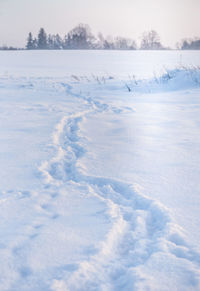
[26,32,34,49]
[37,28,48,49]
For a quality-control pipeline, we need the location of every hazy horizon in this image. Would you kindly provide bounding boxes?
[0,0,200,48]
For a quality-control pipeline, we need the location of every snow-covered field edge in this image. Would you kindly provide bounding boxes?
[0,65,200,290]
[38,68,200,291]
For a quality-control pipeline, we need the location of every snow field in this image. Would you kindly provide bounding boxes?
[0,51,200,290]
[46,76,200,291]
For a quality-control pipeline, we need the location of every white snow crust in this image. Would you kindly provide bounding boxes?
[0,50,200,291]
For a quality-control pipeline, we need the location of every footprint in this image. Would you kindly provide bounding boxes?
[29,233,39,240]
[34,224,43,230]
[19,266,32,278]
[51,214,59,220]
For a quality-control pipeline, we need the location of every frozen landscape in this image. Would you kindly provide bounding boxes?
[0,50,200,291]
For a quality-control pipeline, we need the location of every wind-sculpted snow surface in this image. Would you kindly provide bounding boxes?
[124,68,200,94]
[40,78,200,291]
[0,54,200,291]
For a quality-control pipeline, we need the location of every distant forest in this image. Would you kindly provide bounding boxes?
[1,24,200,50]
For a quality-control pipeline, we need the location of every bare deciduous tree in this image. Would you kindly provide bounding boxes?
[140,30,163,50]
[64,24,96,49]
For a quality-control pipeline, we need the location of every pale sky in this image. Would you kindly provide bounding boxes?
[0,0,200,48]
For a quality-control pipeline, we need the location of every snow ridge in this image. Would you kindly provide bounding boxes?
[39,88,200,291]
[133,68,200,93]
[61,68,200,94]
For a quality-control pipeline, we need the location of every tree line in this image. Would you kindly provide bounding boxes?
[177,38,200,50]
[25,24,200,50]
[1,24,200,50]
[0,46,19,51]
[26,24,168,50]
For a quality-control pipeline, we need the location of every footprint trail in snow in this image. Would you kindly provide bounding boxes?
[1,71,200,290]
[39,85,200,291]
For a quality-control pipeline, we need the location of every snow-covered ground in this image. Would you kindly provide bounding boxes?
[0,50,200,291]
